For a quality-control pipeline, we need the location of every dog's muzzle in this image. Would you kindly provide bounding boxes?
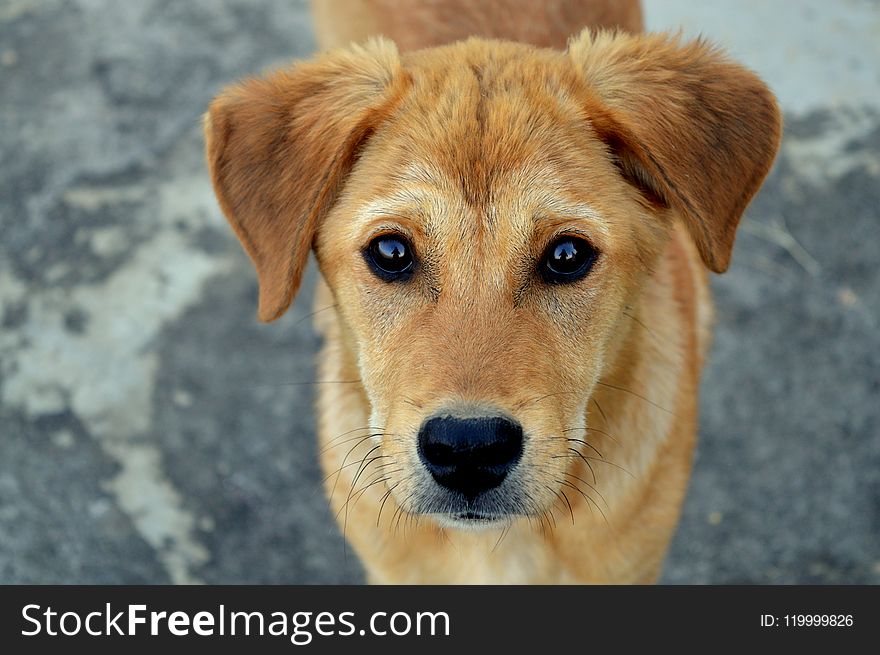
[417,415,524,520]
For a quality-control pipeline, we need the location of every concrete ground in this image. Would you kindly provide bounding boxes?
[0,0,877,584]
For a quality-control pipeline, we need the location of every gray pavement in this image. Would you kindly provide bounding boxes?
[0,0,878,584]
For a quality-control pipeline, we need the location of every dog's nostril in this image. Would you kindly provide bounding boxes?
[417,416,524,498]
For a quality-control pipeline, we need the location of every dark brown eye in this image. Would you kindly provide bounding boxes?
[365,235,415,281]
[541,236,597,283]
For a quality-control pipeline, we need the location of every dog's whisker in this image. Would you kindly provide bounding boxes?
[595,380,676,416]
[321,425,385,449]
[352,466,404,511]
[580,455,635,479]
[559,489,575,525]
[562,424,621,447]
[490,522,513,553]
[321,452,389,485]
[532,511,544,538]
[540,508,555,538]
[562,446,597,484]
[563,470,610,510]
[324,442,371,489]
[514,390,575,410]
[585,425,621,446]
[558,478,608,525]
[342,444,385,547]
[288,303,339,331]
[553,449,635,482]
[394,498,413,537]
[391,491,413,537]
[376,480,402,528]
[556,478,593,517]
[590,397,609,427]
[547,484,575,525]
[532,502,554,539]
[401,396,423,409]
[344,444,383,507]
[320,431,386,455]
[436,523,452,547]
[337,473,395,522]
[566,437,604,460]
[325,435,382,497]
[328,436,384,502]
[336,476,386,523]
[404,504,419,538]
[621,310,671,348]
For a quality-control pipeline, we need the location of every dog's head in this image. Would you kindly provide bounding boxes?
[205,31,780,528]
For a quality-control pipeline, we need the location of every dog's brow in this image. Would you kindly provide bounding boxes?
[401,162,442,185]
[355,193,427,223]
[537,201,612,237]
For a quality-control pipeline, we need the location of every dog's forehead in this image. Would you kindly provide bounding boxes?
[352,159,612,247]
[340,40,629,282]
[394,42,582,181]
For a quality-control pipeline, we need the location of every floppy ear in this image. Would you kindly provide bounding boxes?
[205,38,406,321]
[568,31,782,272]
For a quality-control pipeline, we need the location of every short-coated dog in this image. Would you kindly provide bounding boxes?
[204,0,781,583]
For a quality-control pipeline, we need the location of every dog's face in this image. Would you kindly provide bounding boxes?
[316,43,669,525]
[205,33,780,527]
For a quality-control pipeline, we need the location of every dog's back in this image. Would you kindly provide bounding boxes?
[312,0,643,51]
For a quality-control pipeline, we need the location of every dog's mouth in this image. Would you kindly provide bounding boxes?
[421,493,526,529]
[430,510,509,530]
[453,510,505,524]
[457,511,494,521]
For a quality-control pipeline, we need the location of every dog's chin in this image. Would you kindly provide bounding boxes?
[430,511,511,531]
[410,479,528,531]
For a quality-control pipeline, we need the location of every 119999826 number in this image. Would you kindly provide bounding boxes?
[761,614,853,627]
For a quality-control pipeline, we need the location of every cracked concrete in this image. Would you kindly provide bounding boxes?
[0,0,877,584]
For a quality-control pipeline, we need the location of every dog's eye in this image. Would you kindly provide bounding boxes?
[364,235,415,280]
[540,236,597,283]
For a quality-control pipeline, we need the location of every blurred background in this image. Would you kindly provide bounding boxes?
[0,0,877,584]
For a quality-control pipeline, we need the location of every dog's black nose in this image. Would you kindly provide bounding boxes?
[418,416,523,498]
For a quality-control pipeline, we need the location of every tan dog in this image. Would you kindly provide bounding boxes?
[204,0,781,583]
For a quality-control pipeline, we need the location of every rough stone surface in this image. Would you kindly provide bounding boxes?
[0,0,877,584]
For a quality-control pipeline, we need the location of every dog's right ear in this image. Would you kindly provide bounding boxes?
[205,39,406,322]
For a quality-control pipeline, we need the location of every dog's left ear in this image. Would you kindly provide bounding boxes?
[205,39,406,321]
[568,31,782,272]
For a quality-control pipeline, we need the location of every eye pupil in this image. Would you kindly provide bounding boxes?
[542,236,597,283]
[377,238,406,261]
[553,241,578,266]
[366,235,415,279]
